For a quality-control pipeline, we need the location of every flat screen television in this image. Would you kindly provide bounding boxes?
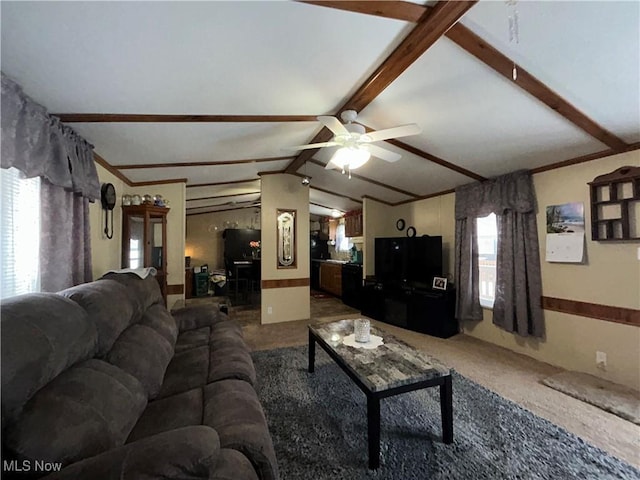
[374,236,442,287]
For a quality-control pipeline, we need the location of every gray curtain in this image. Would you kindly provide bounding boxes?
[1,72,100,290]
[455,170,544,337]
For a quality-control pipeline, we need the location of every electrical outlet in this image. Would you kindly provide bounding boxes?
[596,351,607,369]
[267,306,272,315]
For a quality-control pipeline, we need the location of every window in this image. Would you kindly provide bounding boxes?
[477,213,497,308]
[335,221,352,252]
[1,167,41,299]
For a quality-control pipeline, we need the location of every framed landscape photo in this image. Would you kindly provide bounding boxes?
[432,276,447,291]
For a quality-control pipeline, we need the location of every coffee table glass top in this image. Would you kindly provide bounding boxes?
[309,319,451,392]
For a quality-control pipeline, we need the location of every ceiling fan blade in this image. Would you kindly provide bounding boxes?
[283,141,340,151]
[324,160,340,170]
[367,144,401,163]
[365,123,421,142]
[317,116,350,136]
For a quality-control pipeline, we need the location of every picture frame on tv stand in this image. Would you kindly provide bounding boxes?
[432,276,447,290]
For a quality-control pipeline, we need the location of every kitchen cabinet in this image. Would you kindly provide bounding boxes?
[319,262,342,297]
[122,204,169,304]
[344,209,363,237]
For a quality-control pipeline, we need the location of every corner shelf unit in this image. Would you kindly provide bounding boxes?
[588,166,640,241]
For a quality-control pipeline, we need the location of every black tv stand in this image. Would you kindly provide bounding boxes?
[361,279,458,338]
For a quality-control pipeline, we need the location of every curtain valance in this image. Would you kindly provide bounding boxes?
[1,72,100,201]
[455,170,537,219]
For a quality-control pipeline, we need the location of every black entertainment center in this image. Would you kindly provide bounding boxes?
[362,236,458,338]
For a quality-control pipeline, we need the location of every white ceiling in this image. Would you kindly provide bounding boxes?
[2,1,638,218]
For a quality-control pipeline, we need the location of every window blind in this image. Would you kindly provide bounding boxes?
[1,167,40,299]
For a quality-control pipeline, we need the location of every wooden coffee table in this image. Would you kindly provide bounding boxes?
[308,319,453,469]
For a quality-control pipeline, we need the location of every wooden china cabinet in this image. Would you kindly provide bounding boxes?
[121,204,169,304]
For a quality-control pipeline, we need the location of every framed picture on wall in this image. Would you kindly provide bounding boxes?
[432,276,447,290]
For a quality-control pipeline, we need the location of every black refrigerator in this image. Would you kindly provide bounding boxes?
[223,228,261,262]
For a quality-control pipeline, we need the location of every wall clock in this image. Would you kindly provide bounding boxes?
[396,218,405,231]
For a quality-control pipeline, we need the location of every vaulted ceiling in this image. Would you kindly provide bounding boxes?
[2,1,638,218]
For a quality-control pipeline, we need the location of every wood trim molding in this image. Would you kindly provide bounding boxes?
[187,178,260,188]
[310,185,363,204]
[361,194,394,206]
[187,191,260,202]
[542,296,640,327]
[531,142,640,175]
[117,156,292,170]
[129,178,187,186]
[393,188,456,205]
[55,113,319,123]
[94,153,133,186]
[261,278,310,289]
[167,284,184,295]
[384,138,486,182]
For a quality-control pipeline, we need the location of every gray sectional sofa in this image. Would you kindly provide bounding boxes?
[1,273,278,480]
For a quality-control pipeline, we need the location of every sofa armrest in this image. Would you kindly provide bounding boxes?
[43,426,221,480]
[172,304,229,332]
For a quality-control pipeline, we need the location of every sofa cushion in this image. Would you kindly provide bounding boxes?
[43,426,223,480]
[4,359,147,466]
[208,339,256,385]
[100,273,164,322]
[59,279,136,356]
[203,380,278,480]
[156,346,209,399]
[140,303,178,347]
[1,293,97,424]
[127,387,204,443]
[172,304,230,332]
[175,326,211,353]
[106,324,174,399]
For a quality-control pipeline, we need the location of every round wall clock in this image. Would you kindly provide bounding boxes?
[396,218,405,231]
[406,226,416,237]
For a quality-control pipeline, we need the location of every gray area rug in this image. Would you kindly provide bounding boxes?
[252,346,640,480]
[542,371,640,425]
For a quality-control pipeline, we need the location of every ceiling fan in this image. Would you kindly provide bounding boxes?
[285,110,421,176]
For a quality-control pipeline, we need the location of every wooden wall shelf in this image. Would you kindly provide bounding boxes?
[588,166,640,241]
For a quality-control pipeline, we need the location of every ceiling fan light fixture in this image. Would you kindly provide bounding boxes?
[330,146,371,171]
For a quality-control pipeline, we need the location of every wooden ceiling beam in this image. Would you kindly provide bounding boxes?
[308,1,627,152]
[307,159,420,198]
[445,25,628,151]
[116,156,292,169]
[187,178,260,188]
[300,1,423,22]
[187,191,260,202]
[55,113,318,123]
[310,185,363,204]
[384,138,486,181]
[285,0,477,174]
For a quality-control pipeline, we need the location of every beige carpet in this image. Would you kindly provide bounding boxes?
[182,293,640,469]
[542,371,640,425]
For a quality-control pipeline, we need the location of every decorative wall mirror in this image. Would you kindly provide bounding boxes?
[277,209,297,268]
